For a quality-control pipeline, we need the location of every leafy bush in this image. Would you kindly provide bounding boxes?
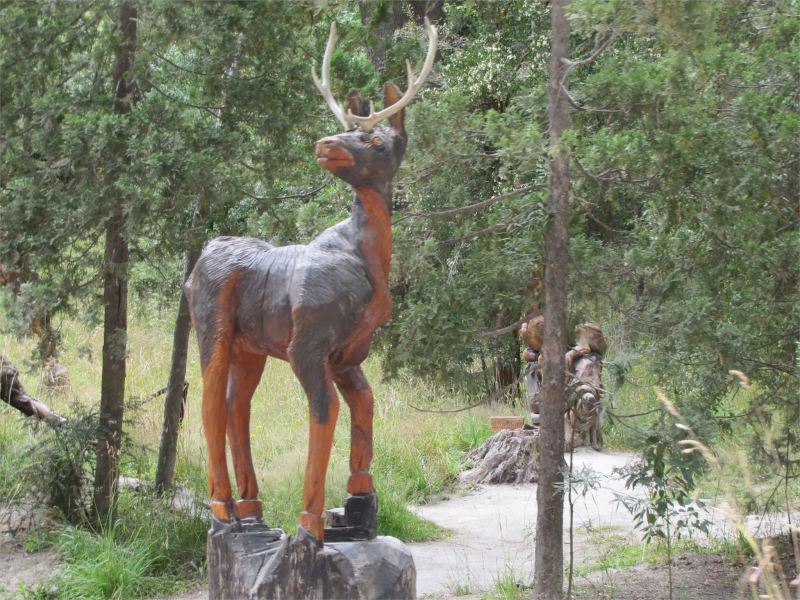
[25,406,98,525]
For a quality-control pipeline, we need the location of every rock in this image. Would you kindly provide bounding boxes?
[328,535,416,600]
[206,519,416,599]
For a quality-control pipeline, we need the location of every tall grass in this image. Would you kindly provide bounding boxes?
[0,307,495,597]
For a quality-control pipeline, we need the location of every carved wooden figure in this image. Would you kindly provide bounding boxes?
[564,323,606,451]
[186,20,437,543]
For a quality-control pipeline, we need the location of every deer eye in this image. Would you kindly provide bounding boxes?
[371,137,384,146]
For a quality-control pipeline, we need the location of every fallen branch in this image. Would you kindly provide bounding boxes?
[0,355,66,426]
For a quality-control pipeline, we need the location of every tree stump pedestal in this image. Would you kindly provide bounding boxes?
[207,517,416,599]
[461,427,540,484]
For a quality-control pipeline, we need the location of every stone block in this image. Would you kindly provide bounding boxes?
[206,518,415,599]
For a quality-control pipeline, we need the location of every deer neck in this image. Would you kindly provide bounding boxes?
[351,185,392,280]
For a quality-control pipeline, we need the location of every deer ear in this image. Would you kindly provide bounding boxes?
[382,82,405,134]
[346,90,370,118]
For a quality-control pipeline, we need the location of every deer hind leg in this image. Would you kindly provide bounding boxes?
[334,366,375,496]
[200,337,235,522]
[289,350,340,542]
[226,347,266,520]
[193,273,241,523]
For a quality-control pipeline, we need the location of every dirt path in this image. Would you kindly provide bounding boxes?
[409,447,640,596]
[409,447,753,599]
[0,539,60,598]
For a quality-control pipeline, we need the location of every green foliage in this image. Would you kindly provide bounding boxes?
[0,1,334,353]
[485,565,532,600]
[612,433,714,600]
[565,1,799,513]
[614,435,711,544]
[25,406,99,525]
[375,2,553,391]
[22,402,153,526]
[51,526,164,600]
[45,497,206,600]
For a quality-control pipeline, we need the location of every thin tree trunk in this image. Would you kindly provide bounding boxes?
[154,37,239,491]
[534,1,571,598]
[494,331,521,402]
[93,0,136,521]
[154,245,200,491]
[94,212,129,520]
[358,0,404,73]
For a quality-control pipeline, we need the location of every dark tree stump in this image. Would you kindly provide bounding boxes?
[207,519,416,599]
[461,428,540,484]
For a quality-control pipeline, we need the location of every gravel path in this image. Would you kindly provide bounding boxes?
[409,447,638,597]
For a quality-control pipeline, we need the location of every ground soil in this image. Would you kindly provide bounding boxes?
[571,552,743,600]
[1,448,793,599]
[0,539,61,598]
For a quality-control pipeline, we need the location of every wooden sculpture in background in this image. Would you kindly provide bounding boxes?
[521,318,606,450]
[186,20,437,543]
[564,323,606,451]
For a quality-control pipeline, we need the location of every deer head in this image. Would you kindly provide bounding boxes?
[313,19,437,193]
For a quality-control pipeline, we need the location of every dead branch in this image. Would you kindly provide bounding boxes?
[560,83,622,114]
[476,309,541,340]
[239,183,327,204]
[0,355,66,426]
[560,32,618,70]
[573,155,655,185]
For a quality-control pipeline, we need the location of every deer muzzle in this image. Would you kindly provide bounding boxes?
[316,136,355,171]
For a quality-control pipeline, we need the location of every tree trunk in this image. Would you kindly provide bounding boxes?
[359,0,406,74]
[93,0,136,521]
[358,1,444,74]
[494,330,521,402]
[155,245,200,492]
[534,1,571,599]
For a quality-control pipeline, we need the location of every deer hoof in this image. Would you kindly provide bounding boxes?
[233,498,263,520]
[210,499,234,522]
[299,510,324,542]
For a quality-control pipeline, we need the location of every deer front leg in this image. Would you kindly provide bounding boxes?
[226,348,267,520]
[334,366,375,495]
[290,351,340,542]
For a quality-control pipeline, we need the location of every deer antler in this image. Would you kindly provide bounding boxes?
[313,18,438,132]
[350,18,438,132]
[312,22,352,131]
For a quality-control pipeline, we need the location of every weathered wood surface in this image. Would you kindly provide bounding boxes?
[564,352,604,452]
[207,519,415,599]
[461,428,540,484]
[0,355,66,425]
[489,416,525,432]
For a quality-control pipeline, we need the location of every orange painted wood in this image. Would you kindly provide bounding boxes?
[490,416,525,432]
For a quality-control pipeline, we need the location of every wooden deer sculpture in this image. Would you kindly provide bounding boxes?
[186,20,437,543]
